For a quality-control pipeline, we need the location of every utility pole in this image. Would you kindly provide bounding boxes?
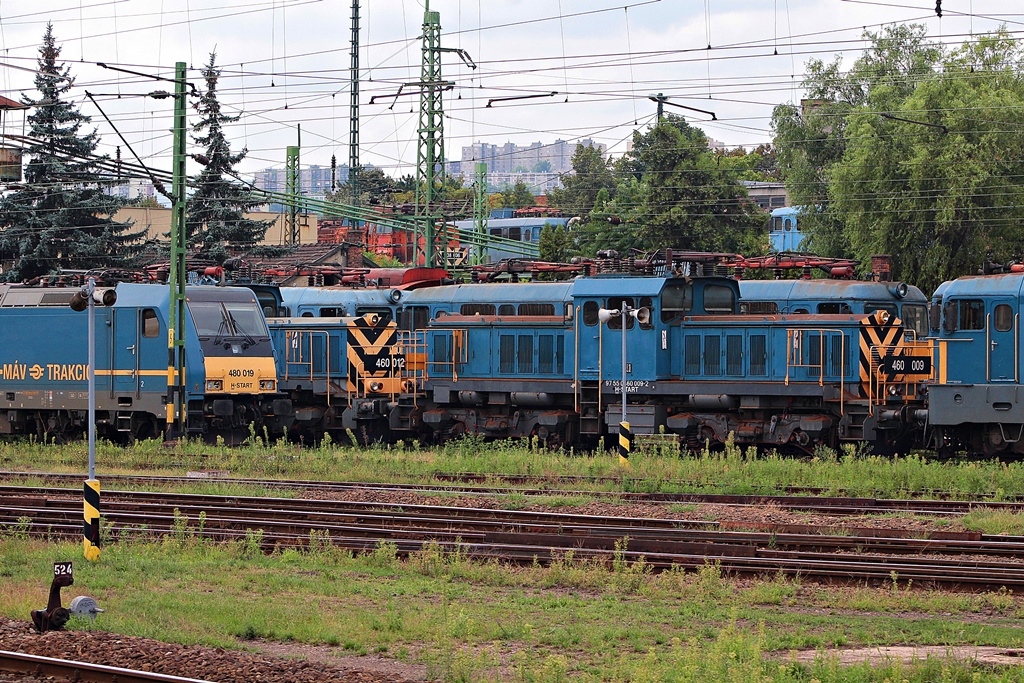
[286,127,300,244]
[652,93,666,122]
[473,162,488,264]
[349,0,360,205]
[167,61,188,441]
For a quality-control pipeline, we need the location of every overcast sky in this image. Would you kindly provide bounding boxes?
[0,0,1019,182]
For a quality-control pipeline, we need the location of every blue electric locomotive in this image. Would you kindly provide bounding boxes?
[0,283,288,443]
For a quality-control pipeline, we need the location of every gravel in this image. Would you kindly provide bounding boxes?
[0,620,420,682]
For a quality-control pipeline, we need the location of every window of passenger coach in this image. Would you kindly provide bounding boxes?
[703,284,735,314]
[661,283,693,322]
[498,304,516,316]
[142,309,159,338]
[994,304,1014,332]
[583,301,599,326]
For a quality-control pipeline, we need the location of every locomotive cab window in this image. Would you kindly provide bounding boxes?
[519,303,555,316]
[661,283,693,322]
[583,301,599,326]
[460,303,495,316]
[957,300,985,331]
[639,296,654,330]
[607,297,635,330]
[902,304,929,337]
[994,304,1014,332]
[356,307,393,324]
[817,303,852,314]
[400,306,430,331]
[319,307,343,317]
[142,309,159,338]
[498,304,516,316]
[703,284,735,314]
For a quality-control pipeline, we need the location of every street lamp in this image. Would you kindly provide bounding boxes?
[69,278,116,561]
[597,303,649,467]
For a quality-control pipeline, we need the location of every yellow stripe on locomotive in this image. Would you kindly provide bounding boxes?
[203,356,278,394]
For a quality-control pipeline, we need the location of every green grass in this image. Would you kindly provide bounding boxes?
[3,535,1024,681]
[4,436,1024,503]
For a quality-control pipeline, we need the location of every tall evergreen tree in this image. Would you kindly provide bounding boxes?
[187,52,271,262]
[0,23,143,281]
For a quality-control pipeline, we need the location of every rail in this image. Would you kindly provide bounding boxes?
[0,650,212,683]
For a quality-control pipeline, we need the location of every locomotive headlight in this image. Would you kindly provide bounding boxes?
[888,385,901,396]
[260,380,276,391]
[369,381,384,392]
[206,379,223,391]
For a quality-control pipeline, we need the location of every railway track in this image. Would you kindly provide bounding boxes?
[0,649,210,682]
[3,485,1024,589]
[0,472,1013,516]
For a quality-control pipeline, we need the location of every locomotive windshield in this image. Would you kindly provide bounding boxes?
[189,301,269,340]
[901,304,928,337]
[660,283,693,322]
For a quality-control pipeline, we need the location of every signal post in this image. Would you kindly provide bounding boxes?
[70,279,116,560]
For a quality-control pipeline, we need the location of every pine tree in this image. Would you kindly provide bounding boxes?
[187,52,271,262]
[0,23,144,281]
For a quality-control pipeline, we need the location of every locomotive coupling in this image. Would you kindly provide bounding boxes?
[876,406,928,426]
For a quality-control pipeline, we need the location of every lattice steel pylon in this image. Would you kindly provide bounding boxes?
[414,1,475,266]
[285,144,300,244]
[349,0,360,205]
[473,162,488,264]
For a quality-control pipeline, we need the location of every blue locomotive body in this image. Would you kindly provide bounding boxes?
[373,275,923,451]
[0,283,287,442]
[925,272,1024,454]
[739,279,930,337]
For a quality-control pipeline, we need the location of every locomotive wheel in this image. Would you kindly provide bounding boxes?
[129,414,159,444]
[355,419,390,447]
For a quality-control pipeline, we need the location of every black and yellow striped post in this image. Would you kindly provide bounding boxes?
[618,421,632,468]
[83,480,101,561]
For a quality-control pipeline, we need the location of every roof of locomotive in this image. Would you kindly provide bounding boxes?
[570,275,735,298]
[0,283,256,308]
[738,278,927,304]
[400,281,575,306]
[279,286,399,309]
[937,272,1024,298]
